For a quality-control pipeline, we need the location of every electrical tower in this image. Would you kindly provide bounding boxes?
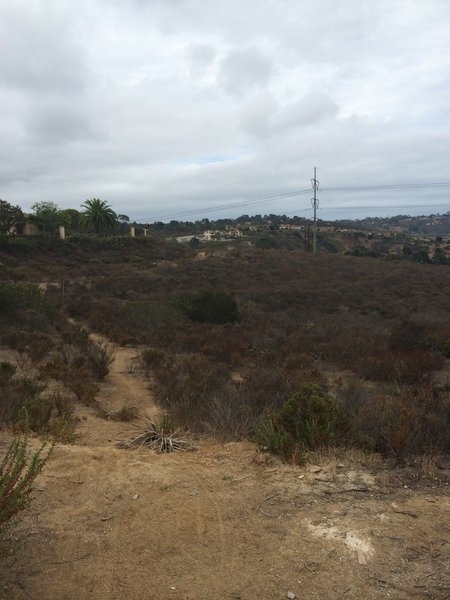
[311,167,319,253]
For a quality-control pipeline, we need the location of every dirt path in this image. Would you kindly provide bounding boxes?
[1,336,449,600]
[76,333,159,446]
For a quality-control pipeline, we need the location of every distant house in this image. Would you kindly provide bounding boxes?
[14,215,39,235]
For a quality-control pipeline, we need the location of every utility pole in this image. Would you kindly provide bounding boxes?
[304,221,311,251]
[311,167,319,253]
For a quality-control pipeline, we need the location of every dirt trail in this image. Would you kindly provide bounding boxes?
[1,335,449,600]
[76,333,159,446]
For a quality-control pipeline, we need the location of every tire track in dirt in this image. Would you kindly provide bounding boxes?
[181,461,227,557]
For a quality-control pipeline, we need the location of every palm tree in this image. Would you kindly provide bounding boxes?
[81,199,118,233]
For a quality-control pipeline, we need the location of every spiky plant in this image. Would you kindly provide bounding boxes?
[117,414,194,453]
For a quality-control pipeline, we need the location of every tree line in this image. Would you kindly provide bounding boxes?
[0,198,128,235]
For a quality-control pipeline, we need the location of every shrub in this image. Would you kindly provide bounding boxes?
[86,341,115,380]
[390,320,426,351]
[0,282,45,314]
[200,389,257,442]
[360,349,444,385]
[181,291,239,324]
[278,383,337,449]
[151,353,229,430]
[0,436,53,529]
[255,416,298,460]
[65,369,98,406]
[0,369,78,441]
[44,393,79,444]
[24,335,54,364]
[397,385,450,456]
[0,377,46,427]
[43,338,113,407]
[0,362,16,386]
[15,397,54,434]
[118,300,181,332]
[140,347,167,370]
[337,381,450,458]
[255,383,340,463]
[255,236,278,250]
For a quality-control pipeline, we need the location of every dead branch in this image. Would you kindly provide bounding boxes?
[323,487,370,495]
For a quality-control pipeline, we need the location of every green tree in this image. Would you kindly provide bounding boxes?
[0,199,24,234]
[117,214,130,234]
[81,199,117,233]
[60,208,82,233]
[30,202,68,233]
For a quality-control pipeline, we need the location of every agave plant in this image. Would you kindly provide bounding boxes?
[117,414,194,453]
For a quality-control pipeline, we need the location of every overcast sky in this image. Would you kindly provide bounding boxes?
[1,0,449,221]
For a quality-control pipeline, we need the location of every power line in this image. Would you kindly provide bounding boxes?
[317,203,450,211]
[134,181,450,222]
[320,182,450,192]
[135,188,311,222]
[275,204,450,217]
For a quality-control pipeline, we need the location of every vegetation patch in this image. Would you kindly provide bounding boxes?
[180,290,239,324]
[0,437,53,529]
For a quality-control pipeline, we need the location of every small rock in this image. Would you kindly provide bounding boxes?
[254,453,271,465]
[132,494,139,500]
[287,592,296,600]
[336,463,345,469]
[308,465,322,474]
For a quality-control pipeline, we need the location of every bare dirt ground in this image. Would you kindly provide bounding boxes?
[1,337,449,600]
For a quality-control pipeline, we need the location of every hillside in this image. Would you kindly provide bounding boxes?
[0,235,449,599]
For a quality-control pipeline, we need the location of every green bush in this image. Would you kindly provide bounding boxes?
[254,416,297,460]
[255,383,340,462]
[182,290,239,324]
[279,383,336,449]
[0,377,46,426]
[117,300,182,337]
[0,362,16,386]
[16,397,53,433]
[0,436,53,529]
[255,236,278,250]
[0,282,45,314]
[0,372,78,440]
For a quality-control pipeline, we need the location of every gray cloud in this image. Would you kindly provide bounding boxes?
[0,0,448,220]
[0,3,87,94]
[218,47,273,96]
[24,100,98,144]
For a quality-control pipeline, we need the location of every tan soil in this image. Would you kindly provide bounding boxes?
[1,337,449,600]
